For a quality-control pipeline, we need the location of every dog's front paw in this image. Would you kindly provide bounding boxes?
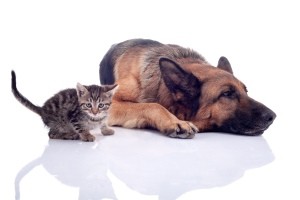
[165,120,199,139]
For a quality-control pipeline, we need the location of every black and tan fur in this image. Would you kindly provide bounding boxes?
[100,39,276,138]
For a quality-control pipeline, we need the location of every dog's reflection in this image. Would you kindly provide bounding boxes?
[15,132,274,200]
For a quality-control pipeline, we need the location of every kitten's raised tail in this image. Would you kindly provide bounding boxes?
[11,70,42,115]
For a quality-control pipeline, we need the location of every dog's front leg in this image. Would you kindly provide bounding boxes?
[107,101,198,139]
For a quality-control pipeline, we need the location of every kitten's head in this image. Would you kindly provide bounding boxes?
[76,83,117,121]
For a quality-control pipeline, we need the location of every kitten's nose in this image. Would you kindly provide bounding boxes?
[92,108,98,115]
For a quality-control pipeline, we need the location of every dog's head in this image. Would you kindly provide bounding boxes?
[159,57,276,136]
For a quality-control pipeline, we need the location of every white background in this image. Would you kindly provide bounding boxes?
[0,0,299,199]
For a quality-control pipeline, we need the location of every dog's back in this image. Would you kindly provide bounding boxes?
[99,39,162,85]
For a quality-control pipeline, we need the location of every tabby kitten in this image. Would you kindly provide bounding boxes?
[11,70,117,142]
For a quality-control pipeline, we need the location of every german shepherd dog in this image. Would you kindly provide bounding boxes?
[99,39,276,138]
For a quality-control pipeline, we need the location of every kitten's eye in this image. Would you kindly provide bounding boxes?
[98,103,105,108]
[85,103,92,108]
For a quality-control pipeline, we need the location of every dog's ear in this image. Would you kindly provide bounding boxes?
[159,57,201,104]
[217,56,233,74]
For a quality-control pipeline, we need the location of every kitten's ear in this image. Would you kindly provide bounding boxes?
[76,83,89,97]
[103,84,118,93]
[103,84,118,98]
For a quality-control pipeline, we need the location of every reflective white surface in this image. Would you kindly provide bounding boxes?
[12,129,274,200]
[1,0,299,199]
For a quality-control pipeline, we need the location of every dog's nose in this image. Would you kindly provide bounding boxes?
[262,109,276,126]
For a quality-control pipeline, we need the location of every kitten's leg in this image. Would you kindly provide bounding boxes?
[63,132,80,140]
[72,123,95,142]
[78,131,95,142]
[48,129,79,140]
[101,123,114,136]
[48,129,64,139]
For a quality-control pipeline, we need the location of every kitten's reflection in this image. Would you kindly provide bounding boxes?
[15,140,113,200]
[15,132,274,200]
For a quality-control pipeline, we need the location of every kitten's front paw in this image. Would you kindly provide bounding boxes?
[101,128,115,136]
[80,133,95,142]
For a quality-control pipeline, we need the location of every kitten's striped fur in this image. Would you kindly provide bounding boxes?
[11,70,117,142]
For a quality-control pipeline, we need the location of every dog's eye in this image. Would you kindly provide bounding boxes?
[221,90,235,98]
[223,91,232,96]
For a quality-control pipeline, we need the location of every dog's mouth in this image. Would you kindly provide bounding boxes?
[227,125,268,136]
[212,126,268,136]
[216,101,277,136]
[236,128,265,136]
[218,111,276,136]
